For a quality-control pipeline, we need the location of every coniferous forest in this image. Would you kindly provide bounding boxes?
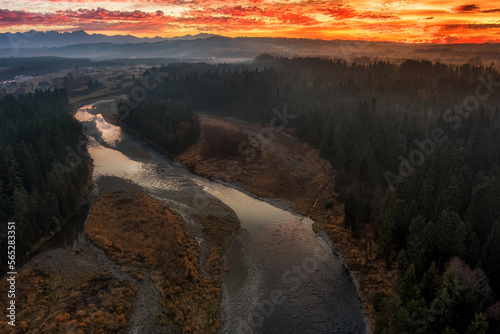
[130,56,500,333]
[120,98,200,155]
[0,89,91,268]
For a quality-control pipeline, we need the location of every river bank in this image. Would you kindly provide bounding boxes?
[175,112,395,330]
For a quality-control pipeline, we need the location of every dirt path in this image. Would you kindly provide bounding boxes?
[126,269,167,334]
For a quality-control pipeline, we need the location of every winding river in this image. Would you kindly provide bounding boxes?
[41,101,367,334]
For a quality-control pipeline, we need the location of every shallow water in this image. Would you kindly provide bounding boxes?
[45,101,367,333]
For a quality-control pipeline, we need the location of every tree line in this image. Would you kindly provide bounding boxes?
[119,98,200,155]
[0,89,91,270]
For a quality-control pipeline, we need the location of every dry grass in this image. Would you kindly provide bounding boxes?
[121,267,144,281]
[0,266,137,334]
[178,114,332,216]
[201,125,249,158]
[85,191,224,333]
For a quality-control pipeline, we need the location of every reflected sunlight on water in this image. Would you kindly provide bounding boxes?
[75,107,123,147]
[89,143,142,177]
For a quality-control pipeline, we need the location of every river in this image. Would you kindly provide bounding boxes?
[41,100,367,334]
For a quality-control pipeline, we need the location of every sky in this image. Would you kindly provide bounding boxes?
[1,0,500,43]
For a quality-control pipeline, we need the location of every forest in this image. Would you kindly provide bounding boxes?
[119,97,200,155]
[129,56,500,333]
[0,89,91,269]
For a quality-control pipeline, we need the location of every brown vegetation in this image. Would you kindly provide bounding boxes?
[0,266,137,334]
[178,114,332,215]
[201,125,249,158]
[85,191,228,333]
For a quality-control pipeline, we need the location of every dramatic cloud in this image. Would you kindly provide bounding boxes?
[441,23,500,30]
[481,8,500,13]
[321,5,399,20]
[451,3,500,13]
[453,4,481,12]
[1,0,500,42]
[0,8,173,27]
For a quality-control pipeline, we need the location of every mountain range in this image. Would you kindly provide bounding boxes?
[0,30,499,64]
[0,30,219,49]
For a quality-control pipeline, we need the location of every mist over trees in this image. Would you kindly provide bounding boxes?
[132,56,500,332]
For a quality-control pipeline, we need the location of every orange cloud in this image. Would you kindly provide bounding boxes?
[0,8,172,27]
[453,4,481,12]
[1,0,500,43]
[441,23,500,31]
[322,5,399,20]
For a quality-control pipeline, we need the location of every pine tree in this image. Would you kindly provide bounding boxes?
[401,264,419,305]
[482,220,500,294]
[407,215,433,273]
[465,312,488,334]
[421,261,438,303]
[435,210,466,267]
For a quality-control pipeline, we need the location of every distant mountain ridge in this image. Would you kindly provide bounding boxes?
[0,30,220,49]
[0,30,498,64]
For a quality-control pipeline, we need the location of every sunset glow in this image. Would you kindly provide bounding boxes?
[1,0,500,43]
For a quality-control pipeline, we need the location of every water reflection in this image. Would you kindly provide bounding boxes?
[90,142,142,177]
[75,107,123,148]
